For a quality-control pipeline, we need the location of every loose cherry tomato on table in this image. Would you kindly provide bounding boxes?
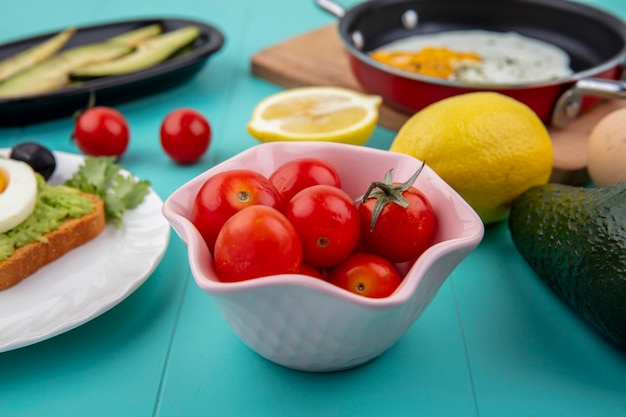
[285,184,360,268]
[191,169,282,253]
[160,108,211,164]
[269,157,342,205]
[214,205,302,282]
[357,165,437,263]
[327,252,402,298]
[73,106,129,158]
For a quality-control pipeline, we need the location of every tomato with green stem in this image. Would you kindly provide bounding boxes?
[73,106,129,158]
[356,163,437,263]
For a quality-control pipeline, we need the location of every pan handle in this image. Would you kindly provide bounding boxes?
[551,78,626,127]
[315,0,346,18]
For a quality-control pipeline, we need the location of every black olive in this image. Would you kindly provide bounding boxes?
[9,142,57,181]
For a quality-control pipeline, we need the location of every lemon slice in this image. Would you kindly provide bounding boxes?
[247,86,382,145]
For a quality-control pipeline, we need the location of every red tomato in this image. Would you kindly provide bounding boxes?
[327,252,402,298]
[191,170,282,253]
[214,205,302,282]
[160,108,211,164]
[284,184,360,268]
[299,263,324,280]
[358,171,436,263]
[73,106,129,158]
[269,157,341,205]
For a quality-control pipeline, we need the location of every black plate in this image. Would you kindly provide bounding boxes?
[0,17,225,127]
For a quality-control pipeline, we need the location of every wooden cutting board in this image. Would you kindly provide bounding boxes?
[251,24,626,185]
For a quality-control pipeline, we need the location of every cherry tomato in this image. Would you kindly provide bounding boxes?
[191,170,282,253]
[160,108,211,164]
[284,184,360,268]
[299,263,324,280]
[73,106,129,158]
[327,252,402,298]
[357,168,437,263]
[269,157,342,205]
[214,205,302,282]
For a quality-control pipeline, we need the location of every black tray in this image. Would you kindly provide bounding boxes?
[0,17,225,127]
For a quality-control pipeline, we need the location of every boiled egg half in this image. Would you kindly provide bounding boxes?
[0,158,38,234]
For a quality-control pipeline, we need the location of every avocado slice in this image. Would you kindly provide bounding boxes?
[0,27,76,82]
[0,42,131,98]
[106,23,162,48]
[70,26,200,79]
[508,182,626,349]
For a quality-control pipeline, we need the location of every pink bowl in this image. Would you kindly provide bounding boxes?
[162,142,484,372]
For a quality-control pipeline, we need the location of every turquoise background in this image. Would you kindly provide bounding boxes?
[1,1,625,416]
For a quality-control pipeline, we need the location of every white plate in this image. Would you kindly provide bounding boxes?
[0,150,170,352]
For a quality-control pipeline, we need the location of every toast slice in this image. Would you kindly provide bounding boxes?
[0,193,106,290]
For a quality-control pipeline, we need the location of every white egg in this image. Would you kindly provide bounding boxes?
[587,107,626,186]
[377,29,573,84]
[0,158,38,234]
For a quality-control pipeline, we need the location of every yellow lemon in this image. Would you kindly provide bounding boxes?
[247,86,382,145]
[390,92,553,224]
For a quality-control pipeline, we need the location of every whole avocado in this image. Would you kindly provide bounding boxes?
[508,182,626,349]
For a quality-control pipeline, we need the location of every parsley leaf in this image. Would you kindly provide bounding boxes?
[65,156,151,227]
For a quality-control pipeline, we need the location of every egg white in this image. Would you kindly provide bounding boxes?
[0,158,38,234]
[378,30,573,84]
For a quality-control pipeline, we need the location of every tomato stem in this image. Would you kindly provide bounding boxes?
[316,236,330,248]
[355,161,426,232]
[236,190,252,204]
[70,90,97,144]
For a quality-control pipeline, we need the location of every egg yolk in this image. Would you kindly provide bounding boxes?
[0,168,7,194]
[370,46,482,79]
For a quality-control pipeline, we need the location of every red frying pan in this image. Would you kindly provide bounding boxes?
[316,0,626,126]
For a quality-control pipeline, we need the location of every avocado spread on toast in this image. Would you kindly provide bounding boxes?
[0,155,151,262]
[0,175,94,261]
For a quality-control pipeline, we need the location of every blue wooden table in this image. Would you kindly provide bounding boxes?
[1,1,625,416]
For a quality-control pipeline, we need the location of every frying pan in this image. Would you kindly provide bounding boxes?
[315,0,626,127]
